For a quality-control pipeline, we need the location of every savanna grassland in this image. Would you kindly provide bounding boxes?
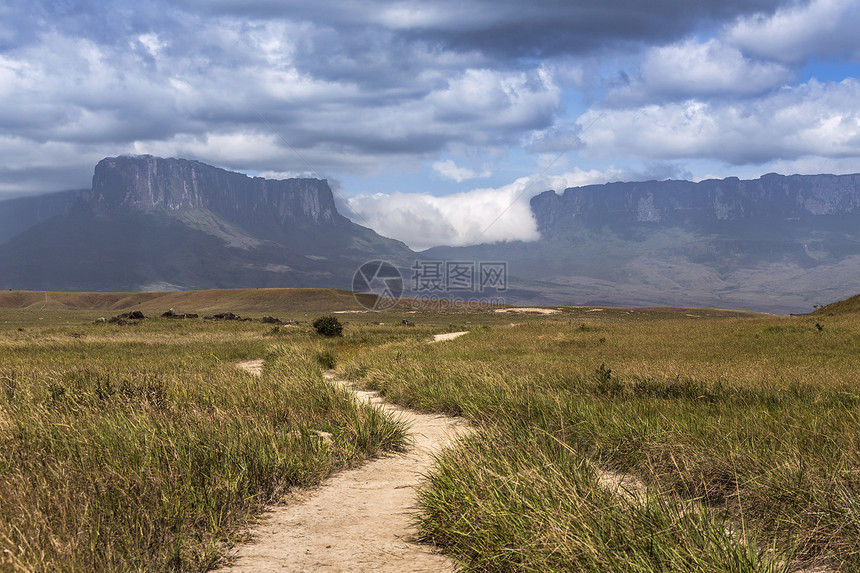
[1,290,859,572]
[0,300,408,572]
[343,304,860,572]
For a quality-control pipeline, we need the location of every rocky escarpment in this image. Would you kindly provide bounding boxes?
[530,173,860,237]
[0,155,414,293]
[85,155,348,230]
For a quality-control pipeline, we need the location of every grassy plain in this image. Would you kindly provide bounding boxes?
[0,300,408,571]
[345,304,860,572]
[1,289,859,571]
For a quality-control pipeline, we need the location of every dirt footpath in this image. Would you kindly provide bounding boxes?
[219,365,469,572]
[430,331,469,343]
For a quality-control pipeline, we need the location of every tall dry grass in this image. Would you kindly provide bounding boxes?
[0,319,407,571]
[346,313,860,571]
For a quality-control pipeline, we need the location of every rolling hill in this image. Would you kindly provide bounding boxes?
[0,288,378,314]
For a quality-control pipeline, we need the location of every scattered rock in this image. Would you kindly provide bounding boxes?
[161,309,199,319]
[261,316,281,324]
[206,312,242,321]
[104,310,145,324]
[401,319,415,327]
[93,317,106,324]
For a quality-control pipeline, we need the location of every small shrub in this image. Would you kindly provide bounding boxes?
[595,362,612,384]
[593,362,625,397]
[312,315,343,337]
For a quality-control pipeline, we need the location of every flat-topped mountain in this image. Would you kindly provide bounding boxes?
[0,156,412,292]
[530,173,860,234]
[426,173,860,313]
[3,161,860,312]
[87,155,345,228]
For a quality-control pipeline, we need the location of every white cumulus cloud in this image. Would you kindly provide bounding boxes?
[726,0,860,64]
[432,159,491,182]
[581,79,860,165]
[609,38,792,102]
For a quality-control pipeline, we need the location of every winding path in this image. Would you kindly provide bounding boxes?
[219,361,469,572]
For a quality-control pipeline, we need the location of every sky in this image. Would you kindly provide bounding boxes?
[2,0,860,250]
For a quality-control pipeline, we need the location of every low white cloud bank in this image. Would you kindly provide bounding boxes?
[346,166,661,250]
[347,179,542,250]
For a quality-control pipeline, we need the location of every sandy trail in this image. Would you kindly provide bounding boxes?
[221,362,469,572]
[431,331,469,343]
[236,359,264,377]
[494,307,561,315]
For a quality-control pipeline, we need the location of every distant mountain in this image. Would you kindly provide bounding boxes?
[85,155,346,231]
[530,173,860,231]
[0,155,412,292]
[3,159,859,313]
[425,173,860,313]
[0,189,82,244]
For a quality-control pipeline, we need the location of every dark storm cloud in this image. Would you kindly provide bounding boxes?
[4,0,854,202]
[1,0,570,193]
[182,0,790,59]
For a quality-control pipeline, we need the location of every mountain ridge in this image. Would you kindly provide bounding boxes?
[425,172,860,313]
[0,156,413,293]
[3,159,860,313]
[530,172,860,235]
[0,189,82,244]
[85,155,347,230]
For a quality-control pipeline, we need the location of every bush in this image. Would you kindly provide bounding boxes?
[313,315,343,337]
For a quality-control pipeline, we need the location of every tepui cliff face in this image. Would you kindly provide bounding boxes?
[529,173,860,236]
[3,155,860,311]
[85,155,347,229]
[0,155,414,293]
